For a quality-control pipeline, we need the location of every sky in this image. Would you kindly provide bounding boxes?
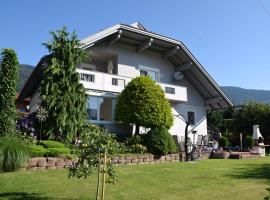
[1,0,270,90]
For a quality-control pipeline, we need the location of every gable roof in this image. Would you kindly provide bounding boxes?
[80,22,233,108]
[18,22,233,108]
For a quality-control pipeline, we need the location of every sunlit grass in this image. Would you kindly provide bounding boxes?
[0,158,270,200]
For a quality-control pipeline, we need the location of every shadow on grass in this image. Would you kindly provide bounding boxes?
[225,163,270,181]
[224,163,270,200]
[0,192,76,200]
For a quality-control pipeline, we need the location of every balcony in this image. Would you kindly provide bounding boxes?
[77,69,187,102]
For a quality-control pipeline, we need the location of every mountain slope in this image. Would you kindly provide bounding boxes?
[221,86,270,105]
[0,63,34,92]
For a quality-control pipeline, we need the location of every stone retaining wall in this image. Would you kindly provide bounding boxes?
[111,154,181,165]
[23,152,211,170]
[22,157,77,171]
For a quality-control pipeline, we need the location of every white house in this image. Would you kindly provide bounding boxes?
[18,22,233,143]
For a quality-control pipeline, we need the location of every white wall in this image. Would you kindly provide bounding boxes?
[87,43,208,139]
[88,43,175,83]
[170,103,207,142]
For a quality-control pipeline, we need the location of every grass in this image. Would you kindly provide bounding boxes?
[0,158,270,200]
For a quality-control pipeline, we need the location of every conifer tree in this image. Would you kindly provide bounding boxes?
[0,49,19,135]
[40,27,87,142]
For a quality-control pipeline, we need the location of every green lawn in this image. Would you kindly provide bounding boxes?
[0,158,270,200]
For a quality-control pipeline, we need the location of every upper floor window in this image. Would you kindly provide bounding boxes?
[139,66,159,82]
[187,111,195,125]
[80,73,95,82]
[165,87,175,94]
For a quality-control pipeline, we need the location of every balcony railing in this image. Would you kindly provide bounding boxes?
[77,69,187,102]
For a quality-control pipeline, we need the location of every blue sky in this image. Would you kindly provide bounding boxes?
[1,0,270,90]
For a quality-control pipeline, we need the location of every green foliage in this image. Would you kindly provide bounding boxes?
[124,135,147,154]
[129,144,147,154]
[144,126,176,156]
[69,123,118,182]
[46,147,70,157]
[39,140,65,148]
[245,136,254,149]
[29,141,71,157]
[219,137,229,148]
[40,27,87,142]
[125,135,142,146]
[0,135,29,172]
[0,49,19,136]
[115,76,173,132]
[28,145,47,157]
[233,102,270,136]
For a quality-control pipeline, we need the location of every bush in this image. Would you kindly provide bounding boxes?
[130,144,147,154]
[125,135,142,146]
[39,140,65,148]
[28,145,47,157]
[143,126,176,156]
[245,135,254,149]
[0,135,29,172]
[219,137,229,148]
[46,147,70,157]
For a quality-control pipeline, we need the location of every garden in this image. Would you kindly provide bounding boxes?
[0,28,179,200]
[1,27,270,200]
[1,158,270,200]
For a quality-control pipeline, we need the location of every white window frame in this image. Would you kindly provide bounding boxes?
[139,65,160,82]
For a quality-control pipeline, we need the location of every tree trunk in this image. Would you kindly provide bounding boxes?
[135,124,140,135]
[101,152,107,200]
[184,121,190,162]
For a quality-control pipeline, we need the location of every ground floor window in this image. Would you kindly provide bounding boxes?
[87,96,116,122]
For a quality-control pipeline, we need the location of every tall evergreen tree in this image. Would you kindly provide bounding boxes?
[40,27,87,142]
[0,49,19,135]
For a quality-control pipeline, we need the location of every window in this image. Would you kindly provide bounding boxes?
[187,111,195,125]
[112,78,118,86]
[80,73,95,82]
[140,70,148,76]
[87,96,115,122]
[165,87,175,94]
[100,98,113,121]
[87,96,99,120]
[112,78,125,87]
[139,66,159,81]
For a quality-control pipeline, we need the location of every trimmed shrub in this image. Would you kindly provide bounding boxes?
[115,76,173,134]
[219,137,229,148]
[143,126,176,156]
[130,144,147,154]
[245,135,254,149]
[39,140,65,148]
[28,145,47,157]
[46,147,70,157]
[0,135,29,172]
